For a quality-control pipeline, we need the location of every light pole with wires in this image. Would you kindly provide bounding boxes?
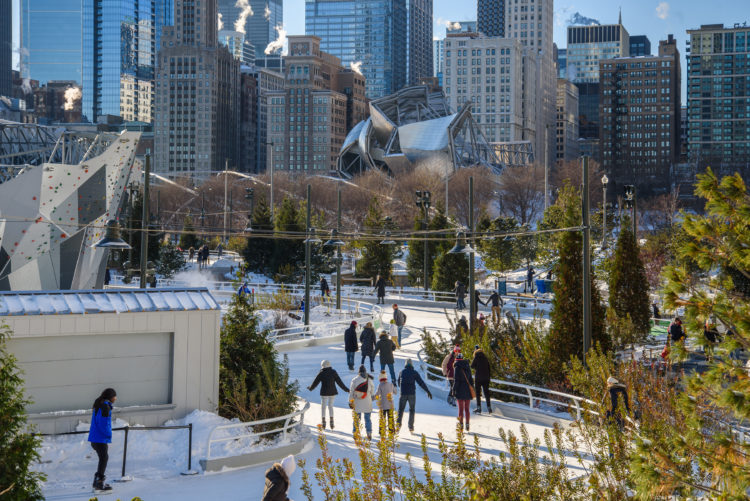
[415,190,431,292]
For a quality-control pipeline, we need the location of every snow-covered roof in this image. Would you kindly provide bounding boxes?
[0,288,220,316]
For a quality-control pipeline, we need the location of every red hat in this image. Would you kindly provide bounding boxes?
[454,345,461,353]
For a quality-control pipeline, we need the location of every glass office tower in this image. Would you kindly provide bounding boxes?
[82,0,173,123]
[21,0,83,84]
[306,0,406,99]
[477,0,504,37]
[219,0,282,57]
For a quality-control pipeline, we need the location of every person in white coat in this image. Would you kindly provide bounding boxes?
[349,365,375,440]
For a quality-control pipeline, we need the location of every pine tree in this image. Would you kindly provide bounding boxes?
[155,240,187,279]
[477,215,521,276]
[178,215,199,250]
[547,185,608,378]
[405,203,449,287]
[218,294,298,422]
[271,197,304,276]
[608,214,651,339]
[0,324,45,500]
[355,198,395,280]
[123,193,161,268]
[631,169,750,498]
[243,195,274,274]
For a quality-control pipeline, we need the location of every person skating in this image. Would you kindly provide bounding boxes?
[320,276,330,299]
[456,316,469,342]
[308,360,349,429]
[261,454,296,501]
[374,330,398,384]
[605,377,631,431]
[441,346,459,406]
[453,281,467,310]
[375,370,397,435]
[470,345,492,414]
[526,266,535,293]
[344,321,358,370]
[473,290,485,316]
[487,290,504,324]
[652,303,661,320]
[374,275,387,304]
[397,359,432,433]
[389,319,399,349]
[392,304,407,347]
[88,388,117,492]
[360,322,377,372]
[452,353,474,432]
[349,366,375,440]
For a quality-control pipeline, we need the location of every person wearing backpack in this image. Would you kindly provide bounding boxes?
[349,365,375,440]
[374,330,398,384]
[307,360,349,429]
[452,353,474,432]
[392,304,407,347]
[359,322,377,372]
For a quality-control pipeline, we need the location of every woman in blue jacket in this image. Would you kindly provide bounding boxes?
[88,388,117,492]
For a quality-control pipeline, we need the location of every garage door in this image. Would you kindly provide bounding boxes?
[9,332,173,414]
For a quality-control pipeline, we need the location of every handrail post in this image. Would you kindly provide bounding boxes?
[188,423,193,471]
[527,388,534,409]
[575,400,581,420]
[121,426,130,478]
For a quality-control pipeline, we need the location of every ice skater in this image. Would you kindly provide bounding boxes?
[397,359,433,433]
[88,388,117,493]
[308,360,349,429]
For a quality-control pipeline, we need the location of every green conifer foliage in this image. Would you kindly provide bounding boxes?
[355,198,395,280]
[0,324,45,500]
[477,215,520,275]
[272,197,304,275]
[178,215,199,250]
[155,240,187,279]
[547,185,608,377]
[608,214,651,339]
[243,195,274,274]
[406,202,450,287]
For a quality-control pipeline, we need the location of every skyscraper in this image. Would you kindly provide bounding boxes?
[219,30,255,65]
[406,0,433,85]
[219,0,282,57]
[82,0,174,123]
[155,0,241,176]
[266,35,367,172]
[305,0,406,99]
[686,23,750,181]
[21,0,83,85]
[629,35,651,56]
[477,0,504,37]
[566,23,630,83]
[599,35,680,194]
[556,78,579,162]
[0,0,11,97]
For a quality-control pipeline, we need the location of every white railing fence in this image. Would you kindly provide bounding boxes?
[204,399,311,462]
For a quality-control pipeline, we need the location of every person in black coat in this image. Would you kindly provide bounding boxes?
[360,322,377,372]
[452,353,474,431]
[487,291,503,324]
[453,281,467,310]
[262,454,295,501]
[470,345,491,413]
[669,317,685,344]
[320,277,330,298]
[605,377,631,431]
[344,321,358,370]
[374,275,387,304]
[308,360,349,429]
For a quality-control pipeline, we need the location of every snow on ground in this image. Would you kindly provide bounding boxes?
[40,302,579,501]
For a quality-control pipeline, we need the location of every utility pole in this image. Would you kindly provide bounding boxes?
[582,156,591,363]
[336,187,342,310]
[468,177,475,332]
[601,174,608,249]
[304,184,312,327]
[223,158,228,243]
[544,125,550,210]
[266,142,275,218]
[139,153,151,288]
[415,190,431,292]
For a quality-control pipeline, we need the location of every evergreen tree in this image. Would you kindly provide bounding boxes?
[406,211,428,286]
[431,251,470,292]
[0,324,45,500]
[477,215,520,276]
[607,214,651,339]
[123,193,161,269]
[178,215,199,250]
[155,240,187,279]
[243,195,274,274]
[355,198,395,280]
[631,169,750,497]
[271,197,304,276]
[405,203,450,287]
[218,294,298,422]
[547,185,608,378]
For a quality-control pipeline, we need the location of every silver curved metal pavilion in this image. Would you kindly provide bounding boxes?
[338,86,503,178]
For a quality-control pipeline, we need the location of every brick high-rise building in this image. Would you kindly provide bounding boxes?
[266,36,367,173]
[555,78,579,162]
[0,0,11,97]
[155,0,241,176]
[686,23,750,181]
[599,35,681,195]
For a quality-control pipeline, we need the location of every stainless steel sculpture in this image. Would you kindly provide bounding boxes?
[338,85,502,178]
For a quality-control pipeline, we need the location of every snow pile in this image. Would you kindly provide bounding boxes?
[172,270,217,288]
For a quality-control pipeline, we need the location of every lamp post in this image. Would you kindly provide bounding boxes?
[336,187,342,310]
[303,184,322,327]
[582,157,591,364]
[448,178,476,331]
[223,158,229,243]
[601,174,609,249]
[624,184,636,239]
[139,153,151,289]
[415,190,431,292]
[265,141,275,218]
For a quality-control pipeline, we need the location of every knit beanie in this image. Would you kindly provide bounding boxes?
[379,370,387,381]
[321,360,331,369]
[280,454,296,477]
[359,365,368,378]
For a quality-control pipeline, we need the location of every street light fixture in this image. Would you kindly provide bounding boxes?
[379,231,396,245]
[415,190,432,292]
[624,184,637,238]
[324,229,345,247]
[91,220,132,249]
[447,230,476,255]
[601,174,609,249]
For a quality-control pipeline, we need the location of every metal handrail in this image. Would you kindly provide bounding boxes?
[204,400,310,460]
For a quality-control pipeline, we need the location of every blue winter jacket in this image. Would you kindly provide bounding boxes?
[88,400,113,444]
[398,365,429,396]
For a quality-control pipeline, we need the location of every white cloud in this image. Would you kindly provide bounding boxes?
[656,2,670,20]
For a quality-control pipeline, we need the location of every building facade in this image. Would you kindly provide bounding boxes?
[555,78,579,162]
[218,0,282,57]
[686,23,750,180]
[599,35,681,195]
[446,21,477,35]
[406,0,433,85]
[305,0,406,99]
[443,33,526,143]
[477,0,504,37]
[154,0,241,176]
[0,0,10,97]
[433,39,444,85]
[82,0,173,123]
[567,23,630,83]
[34,80,83,123]
[266,36,367,173]
[219,30,255,65]
[629,35,651,56]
